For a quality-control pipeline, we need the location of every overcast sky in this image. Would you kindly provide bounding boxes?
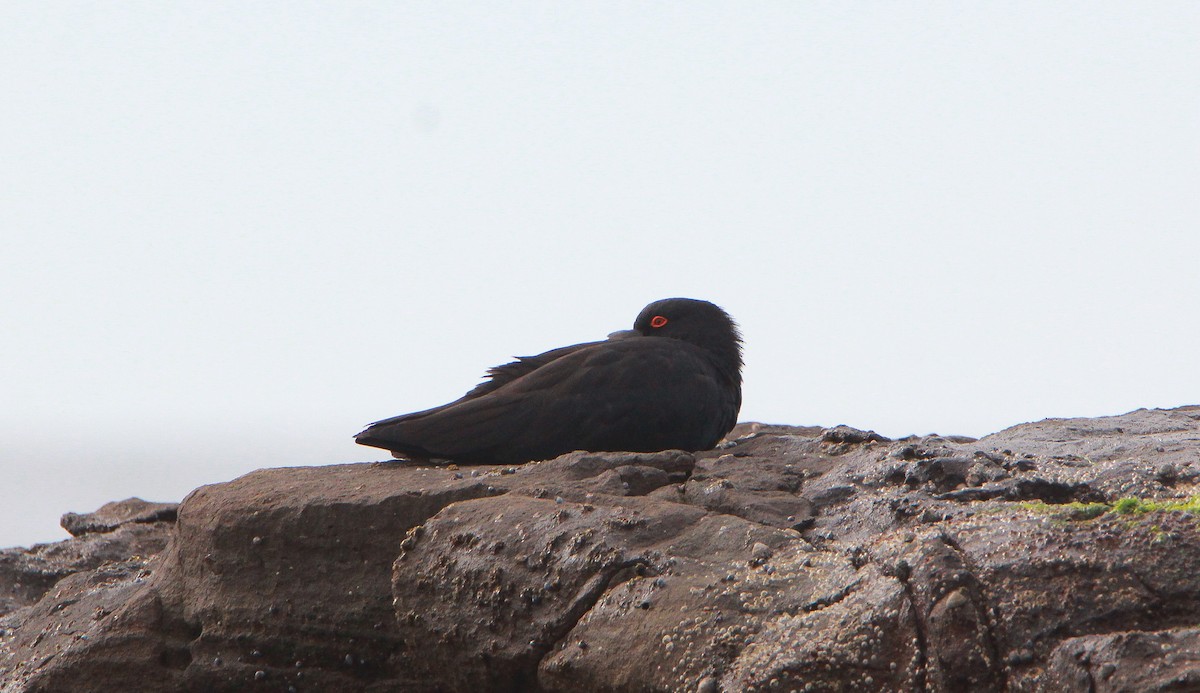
[3,2,1198,548]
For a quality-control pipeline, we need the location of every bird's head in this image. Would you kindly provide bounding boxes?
[632,297,743,375]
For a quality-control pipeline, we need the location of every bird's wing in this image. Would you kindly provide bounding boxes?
[358,340,604,435]
[460,341,604,399]
[356,376,541,461]
[356,341,610,459]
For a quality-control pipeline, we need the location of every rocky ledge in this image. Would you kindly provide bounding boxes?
[4,407,1200,692]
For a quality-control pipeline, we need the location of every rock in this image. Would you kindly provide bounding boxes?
[0,559,191,692]
[0,499,175,620]
[60,498,179,537]
[1044,628,1200,691]
[3,406,1200,690]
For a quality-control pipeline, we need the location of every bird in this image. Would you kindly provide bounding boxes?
[354,297,743,465]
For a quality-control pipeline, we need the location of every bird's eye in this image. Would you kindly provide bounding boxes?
[650,315,668,328]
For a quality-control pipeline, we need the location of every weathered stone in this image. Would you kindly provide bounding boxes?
[60,498,178,537]
[3,407,1200,691]
[0,500,175,620]
[1043,628,1200,692]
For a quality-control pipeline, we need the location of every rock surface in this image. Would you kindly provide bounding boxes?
[4,407,1200,691]
[0,499,175,619]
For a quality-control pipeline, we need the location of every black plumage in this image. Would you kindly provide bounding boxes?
[355,298,742,464]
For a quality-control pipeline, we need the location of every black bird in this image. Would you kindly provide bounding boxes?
[355,298,743,465]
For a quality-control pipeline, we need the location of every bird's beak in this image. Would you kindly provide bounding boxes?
[606,329,639,340]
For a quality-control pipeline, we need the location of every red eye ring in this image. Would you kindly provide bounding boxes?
[650,315,668,328]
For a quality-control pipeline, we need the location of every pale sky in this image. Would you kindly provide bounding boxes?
[3,2,1198,548]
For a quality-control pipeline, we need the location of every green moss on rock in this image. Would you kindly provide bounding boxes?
[1022,495,1200,521]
